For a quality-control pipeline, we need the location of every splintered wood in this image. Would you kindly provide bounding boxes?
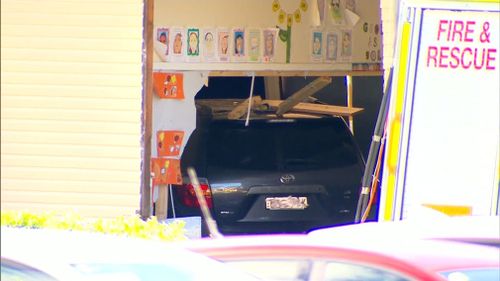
[227,96,262,120]
[276,77,332,115]
[263,100,363,117]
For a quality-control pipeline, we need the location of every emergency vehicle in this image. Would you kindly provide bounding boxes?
[361,0,499,221]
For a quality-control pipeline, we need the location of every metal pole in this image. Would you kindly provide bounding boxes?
[355,67,394,223]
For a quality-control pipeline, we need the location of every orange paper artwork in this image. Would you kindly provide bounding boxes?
[153,72,184,99]
[157,130,184,157]
[151,158,182,185]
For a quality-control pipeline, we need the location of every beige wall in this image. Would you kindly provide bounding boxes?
[1,0,144,218]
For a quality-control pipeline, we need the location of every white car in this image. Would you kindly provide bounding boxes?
[1,227,261,281]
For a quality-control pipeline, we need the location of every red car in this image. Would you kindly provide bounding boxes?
[183,234,499,281]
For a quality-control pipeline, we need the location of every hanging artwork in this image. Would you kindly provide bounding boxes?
[154,27,169,62]
[325,31,339,62]
[345,0,356,12]
[340,29,352,60]
[328,0,345,25]
[262,28,278,63]
[186,28,200,62]
[153,72,185,99]
[151,158,182,185]
[248,28,261,62]
[232,28,246,60]
[170,27,186,62]
[217,28,230,62]
[157,130,184,157]
[201,28,217,62]
[311,30,323,62]
[316,0,326,24]
[272,0,308,63]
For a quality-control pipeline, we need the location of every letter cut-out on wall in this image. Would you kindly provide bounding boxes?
[153,72,185,99]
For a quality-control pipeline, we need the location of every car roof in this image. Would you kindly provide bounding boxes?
[182,233,499,277]
[308,215,500,247]
[1,227,260,281]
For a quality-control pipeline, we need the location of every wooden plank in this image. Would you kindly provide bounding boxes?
[208,70,383,77]
[140,0,154,219]
[263,100,364,117]
[264,77,281,100]
[227,96,262,120]
[276,77,332,115]
[155,185,169,220]
[346,75,354,134]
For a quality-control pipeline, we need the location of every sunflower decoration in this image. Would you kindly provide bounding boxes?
[272,0,280,12]
[278,9,286,24]
[272,0,309,63]
[300,0,308,12]
[294,9,301,23]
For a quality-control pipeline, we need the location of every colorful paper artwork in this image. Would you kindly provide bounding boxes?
[157,130,184,157]
[157,27,169,55]
[217,28,230,62]
[328,0,345,25]
[232,28,245,59]
[248,29,261,62]
[154,27,169,62]
[170,27,185,62]
[340,30,352,60]
[153,72,184,99]
[263,28,278,63]
[186,28,200,62]
[311,30,323,62]
[201,28,217,62]
[151,158,182,185]
[325,31,339,62]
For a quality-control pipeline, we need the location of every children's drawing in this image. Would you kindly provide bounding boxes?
[248,29,261,62]
[217,28,230,62]
[157,27,169,54]
[186,28,200,62]
[201,28,217,62]
[153,72,184,99]
[157,130,184,157]
[273,0,308,63]
[341,30,352,60]
[151,158,182,185]
[154,27,169,62]
[263,28,278,63]
[328,0,345,25]
[233,28,245,59]
[311,30,323,62]
[325,31,339,62]
[170,27,185,62]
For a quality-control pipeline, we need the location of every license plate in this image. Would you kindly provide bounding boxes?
[265,196,309,210]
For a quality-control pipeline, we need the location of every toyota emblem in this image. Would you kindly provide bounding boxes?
[280,174,296,184]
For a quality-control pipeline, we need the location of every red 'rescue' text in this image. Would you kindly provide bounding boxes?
[426,19,497,70]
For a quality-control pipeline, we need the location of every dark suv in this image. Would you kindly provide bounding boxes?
[168,99,366,235]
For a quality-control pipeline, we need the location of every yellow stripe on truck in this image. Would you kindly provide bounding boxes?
[422,204,473,216]
[383,22,411,221]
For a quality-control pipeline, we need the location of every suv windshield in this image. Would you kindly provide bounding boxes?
[207,118,360,171]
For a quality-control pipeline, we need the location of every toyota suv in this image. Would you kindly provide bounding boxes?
[168,99,366,235]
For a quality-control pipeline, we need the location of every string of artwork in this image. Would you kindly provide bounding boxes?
[154,26,354,63]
